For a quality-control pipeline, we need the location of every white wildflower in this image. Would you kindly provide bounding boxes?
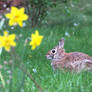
[3,4,7,8]
[0,48,2,55]
[71,4,74,7]
[7,70,12,74]
[23,23,26,27]
[32,68,37,73]
[11,27,14,30]
[0,18,5,30]
[65,32,70,37]
[73,23,79,27]
[4,61,8,65]
[6,8,10,11]
[0,16,2,19]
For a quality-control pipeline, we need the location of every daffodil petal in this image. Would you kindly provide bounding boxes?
[9,34,16,40]
[22,14,28,20]
[32,46,36,50]
[18,21,23,27]
[19,7,25,14]
[11,6,18,14]
[10,41,16,46]
[9,20,15,26]
[35,30,39,36]
[5,14,12,19]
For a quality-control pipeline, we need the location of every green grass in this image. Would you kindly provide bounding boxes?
[0,25,92,92]
[1,0,92,91]
[46,0,92,27]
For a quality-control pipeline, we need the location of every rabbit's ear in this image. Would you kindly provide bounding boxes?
[58,38,64,48]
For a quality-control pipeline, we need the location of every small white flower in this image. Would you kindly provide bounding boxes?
[0,18,5,30]
[4,61,8,65]
[6,8,10,11]
[0,48,2,55]
[23,23,26,27]
[19,34,23,38]
[7,70,12,74]
[3,4,7,8]
[11,27,14,30]
[32,68,37,73]
[74,23,79,27]
[65,32,70,37]
[0,16,2,19]
[71,4,74,7]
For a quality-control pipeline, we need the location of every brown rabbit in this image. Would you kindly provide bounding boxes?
[46,38,92,72]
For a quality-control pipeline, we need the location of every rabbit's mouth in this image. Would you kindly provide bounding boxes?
[46,55,54,60]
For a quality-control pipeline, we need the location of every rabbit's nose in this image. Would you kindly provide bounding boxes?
[46,51,50,56]
[46,54,48,56]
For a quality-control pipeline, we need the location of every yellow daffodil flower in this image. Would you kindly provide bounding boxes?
[0,31,16,52]
[5,6,28,27]
[29,30,43,50]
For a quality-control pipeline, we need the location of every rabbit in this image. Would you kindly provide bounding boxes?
[46,38,92,72]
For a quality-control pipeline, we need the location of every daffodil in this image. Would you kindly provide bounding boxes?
[29,30,43,50]
[0,31,16,51]
[5,6,28,27]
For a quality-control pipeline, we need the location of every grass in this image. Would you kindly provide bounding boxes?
[0,0,92,91]
[0,25,92,92]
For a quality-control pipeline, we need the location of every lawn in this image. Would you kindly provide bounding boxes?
[0,25,92,92]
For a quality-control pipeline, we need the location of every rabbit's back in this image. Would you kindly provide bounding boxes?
[65,52,92,62]
[52,52,92,72]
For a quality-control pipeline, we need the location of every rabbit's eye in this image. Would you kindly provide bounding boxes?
[52,49,55,53]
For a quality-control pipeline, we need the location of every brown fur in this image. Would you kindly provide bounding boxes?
[46,38,92,72]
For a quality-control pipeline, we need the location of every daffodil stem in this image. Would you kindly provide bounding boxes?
[9,51,15,92]
[11,48,43,92]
